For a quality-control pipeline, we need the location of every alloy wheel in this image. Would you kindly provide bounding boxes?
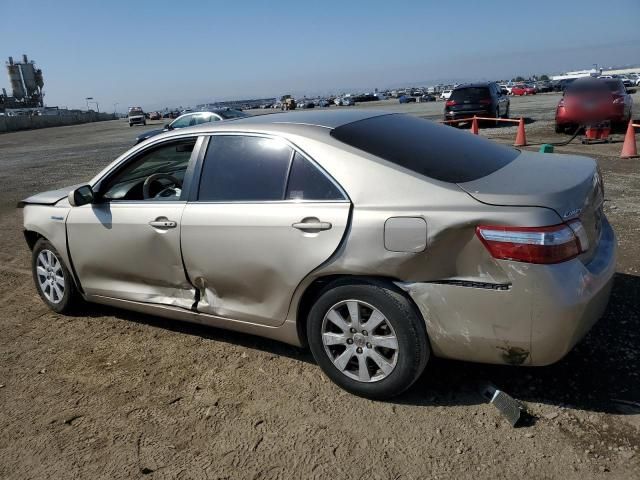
[36,249,65,304]
[321,300,399,383]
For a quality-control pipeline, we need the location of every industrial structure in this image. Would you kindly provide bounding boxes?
[0,54,44,112]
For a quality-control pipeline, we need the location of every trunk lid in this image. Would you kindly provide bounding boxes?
[458,151,604,261]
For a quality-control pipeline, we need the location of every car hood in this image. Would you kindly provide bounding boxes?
[17,184,83,207]
[457,150,598,220]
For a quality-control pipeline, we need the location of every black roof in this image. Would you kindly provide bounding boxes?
[229,109,387,129]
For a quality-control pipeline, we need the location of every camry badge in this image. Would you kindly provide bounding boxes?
[563,208,582,218]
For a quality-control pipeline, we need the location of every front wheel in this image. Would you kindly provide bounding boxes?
[32,238,81,314]
[307,280,429,399]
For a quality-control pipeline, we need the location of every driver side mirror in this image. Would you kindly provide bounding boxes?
[68,185,94,207]
[165,123,173,131]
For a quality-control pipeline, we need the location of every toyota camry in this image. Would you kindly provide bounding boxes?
[20,110,616,399]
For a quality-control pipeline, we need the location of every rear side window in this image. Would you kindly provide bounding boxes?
[286,153,345,201]
[330,114,518,183]
[198,136,292,201]
[450,87,490,101]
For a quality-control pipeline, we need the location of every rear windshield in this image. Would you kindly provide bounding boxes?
[218,109,247,119]
[567,80,609,94]
[604,80,624,92]
[330,114,518,183]
[450,87,489,101]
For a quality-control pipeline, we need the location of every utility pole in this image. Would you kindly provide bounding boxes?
[113,102,119,115]
[85,97,93,111]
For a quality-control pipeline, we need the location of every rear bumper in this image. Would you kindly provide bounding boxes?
[556,105,628,125]
[397,218,616,366]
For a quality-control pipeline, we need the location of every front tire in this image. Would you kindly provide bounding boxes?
[307,279,429,399]
[32,238,80,314]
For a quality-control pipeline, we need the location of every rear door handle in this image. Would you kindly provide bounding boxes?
[292,220,332,232]
[149,218,177,229]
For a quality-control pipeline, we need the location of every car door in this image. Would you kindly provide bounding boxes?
[66,136,202,308]
[181,134,351,327]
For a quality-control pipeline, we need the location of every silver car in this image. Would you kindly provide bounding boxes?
[20,111,616,399]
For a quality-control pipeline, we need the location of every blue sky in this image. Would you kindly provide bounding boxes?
[1,0,638,111]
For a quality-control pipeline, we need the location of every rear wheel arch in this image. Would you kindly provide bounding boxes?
[295,275,429,348]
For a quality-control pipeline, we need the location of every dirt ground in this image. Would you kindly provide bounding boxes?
[1,95,639,479]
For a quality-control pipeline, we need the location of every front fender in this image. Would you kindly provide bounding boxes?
[23,203,74,284]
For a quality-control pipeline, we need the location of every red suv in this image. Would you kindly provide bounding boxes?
[555,77,633,133]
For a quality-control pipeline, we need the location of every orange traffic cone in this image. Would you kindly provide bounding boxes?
[471,116,479,135]
[514,117,527,146]
[620,120,638,159]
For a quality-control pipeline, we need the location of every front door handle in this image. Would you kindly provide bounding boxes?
[292,218,332,232]
[149,218,177,229]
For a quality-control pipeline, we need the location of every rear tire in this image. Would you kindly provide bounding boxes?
[307,279,429,399]
[32,238,81,314]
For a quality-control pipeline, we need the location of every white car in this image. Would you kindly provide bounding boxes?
[499,84,513,95]
[440,90,453,100]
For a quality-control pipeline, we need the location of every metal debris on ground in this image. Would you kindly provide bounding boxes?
[482,385,525,427]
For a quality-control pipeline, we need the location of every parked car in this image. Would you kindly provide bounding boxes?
[317,99,332,107]
[555,77,633,133]
[418,94,436,102]
[440,90,453,100]
[149,111,162,121]
[134,109,248,144]
[341,97,356,106]
[535,81,553,93]
[20,110,615,399]
[298,99,316,109]
[444,82,510,123]
[510,84,537,96]
[398,95,416,104]
[499,84,513,95]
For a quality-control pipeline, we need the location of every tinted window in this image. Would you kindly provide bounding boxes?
[604,80,625,93]
[286,153,345,201]
[567,79,608,94]
[451,87,490,101]
[330,114,518,183]
[198,136,292,201]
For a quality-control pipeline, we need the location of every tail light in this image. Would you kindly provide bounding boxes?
[557,98,565,107]
[612,95,624,104]
[476,221,589,264]
[479,99,492,105]
[445,100,456,107]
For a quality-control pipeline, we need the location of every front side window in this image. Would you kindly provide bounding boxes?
[102,139,196,201]
[198,136,293,201]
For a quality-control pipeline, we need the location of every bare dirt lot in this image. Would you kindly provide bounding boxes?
[1,95,639,479]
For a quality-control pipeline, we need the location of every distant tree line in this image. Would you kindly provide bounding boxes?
[510,74,550,82]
